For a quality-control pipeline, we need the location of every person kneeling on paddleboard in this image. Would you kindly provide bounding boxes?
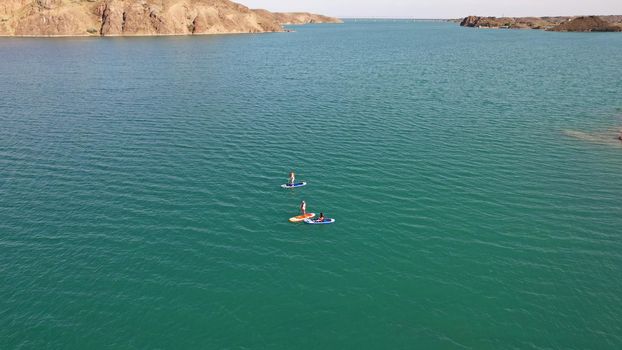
[300,200,306,215]
[289,171,295,185]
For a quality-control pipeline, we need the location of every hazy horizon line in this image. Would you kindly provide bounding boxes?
[334,14,622,20]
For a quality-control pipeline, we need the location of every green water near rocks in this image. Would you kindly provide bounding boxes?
[1,21,621,349]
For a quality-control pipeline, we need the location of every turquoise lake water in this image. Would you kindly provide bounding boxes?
[1,21,622,349]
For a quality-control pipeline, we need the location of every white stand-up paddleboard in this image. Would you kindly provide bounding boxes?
[303,218,335,225]
[281,182,307,189]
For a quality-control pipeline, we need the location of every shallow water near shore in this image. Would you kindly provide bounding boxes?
[1,21,622,349]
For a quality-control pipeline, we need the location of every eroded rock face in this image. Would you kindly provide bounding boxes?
[13,2,98,36]
[98,1,123,35]
[36,0,60,10]
[0,0,341,36]
[460,16,481,27]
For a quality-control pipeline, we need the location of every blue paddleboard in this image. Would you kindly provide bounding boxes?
[303,218,335,225]
[281,182,307,189]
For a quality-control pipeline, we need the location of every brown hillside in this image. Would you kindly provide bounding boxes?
[460,15,622,31]
[0,0,340,37]
[549,16,622,32]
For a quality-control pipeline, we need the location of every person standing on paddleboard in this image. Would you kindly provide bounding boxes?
[289,171,295,185]
[300,200,306,215]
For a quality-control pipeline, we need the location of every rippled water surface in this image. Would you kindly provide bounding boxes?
[1,21,622,349]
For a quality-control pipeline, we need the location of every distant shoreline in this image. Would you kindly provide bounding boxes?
[458,15,622,32]
[0,30,294,39]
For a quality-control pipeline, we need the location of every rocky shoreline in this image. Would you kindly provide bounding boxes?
[459,15,622,32]
[0,0,342,37]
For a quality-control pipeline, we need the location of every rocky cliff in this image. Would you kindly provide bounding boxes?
[0,0,341,36]
[460,15,622,31]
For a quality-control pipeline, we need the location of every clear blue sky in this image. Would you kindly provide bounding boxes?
[239,0,622,19]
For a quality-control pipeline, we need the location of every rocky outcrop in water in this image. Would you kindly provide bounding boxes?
[0,0,341,36]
